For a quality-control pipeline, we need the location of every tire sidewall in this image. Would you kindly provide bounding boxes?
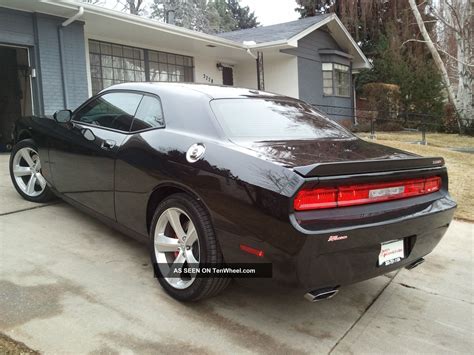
[149,194,217,301]
[9,139,54,203]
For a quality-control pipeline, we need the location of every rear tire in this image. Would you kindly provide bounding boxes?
[9,139,56,203]
[150,193,230,301]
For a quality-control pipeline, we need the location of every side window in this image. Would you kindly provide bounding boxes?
[131,95,165,132]
[74,92,143,132]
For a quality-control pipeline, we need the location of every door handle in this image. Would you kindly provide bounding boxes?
[101,139,116,149]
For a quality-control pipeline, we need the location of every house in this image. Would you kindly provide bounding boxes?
[0,0,370,150]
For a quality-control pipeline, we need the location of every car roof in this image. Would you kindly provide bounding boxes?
[103,82,297,101]
[98,82,304,140]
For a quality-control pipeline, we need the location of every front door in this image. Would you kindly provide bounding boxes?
[0,46,32,151]
[48,91,143,220]
[222,66,233,86]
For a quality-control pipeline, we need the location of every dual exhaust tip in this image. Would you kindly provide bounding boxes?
[304,287,339,302]
[304,258,425,302]
[405,257,425,270]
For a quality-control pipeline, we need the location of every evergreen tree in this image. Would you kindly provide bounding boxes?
[151,0,211,33]
[357,36,444,116]
[227,0,259,30]
[151,0,259,34]
[207,0,238,33]
[296,0,445,117]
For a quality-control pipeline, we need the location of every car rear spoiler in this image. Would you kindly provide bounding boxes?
[293,157,445,177]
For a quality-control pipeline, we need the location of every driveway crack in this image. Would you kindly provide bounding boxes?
[397,282,473,305]
[0,202,59,217]
[328,270,400,354]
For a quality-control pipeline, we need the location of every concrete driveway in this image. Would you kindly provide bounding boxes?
[0,153,473,354]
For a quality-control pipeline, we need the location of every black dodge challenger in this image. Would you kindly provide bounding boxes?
[9,83,456,302]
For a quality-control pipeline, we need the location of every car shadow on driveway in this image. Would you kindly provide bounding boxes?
[1,199,472,354]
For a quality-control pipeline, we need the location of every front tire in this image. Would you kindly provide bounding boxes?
[150,193,230,301]
[9,139,55,203]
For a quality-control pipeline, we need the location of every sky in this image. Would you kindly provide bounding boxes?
[240,0,300,26]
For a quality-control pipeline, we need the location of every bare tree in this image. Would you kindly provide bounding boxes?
[116,0,146,15]
[125,0,145,14]
[408,0,473,131]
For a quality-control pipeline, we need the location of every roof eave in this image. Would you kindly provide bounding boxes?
[40,1,372,68]
[248,14,371,69]
[42,0,245,50]
[331,15,371,69]
[246,39,295,50]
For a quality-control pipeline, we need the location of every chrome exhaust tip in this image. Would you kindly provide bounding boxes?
[405,258,425,270]
[304,287,339,302]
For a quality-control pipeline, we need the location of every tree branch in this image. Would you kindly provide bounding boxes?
[429,4,460,33]
[400,39,430,46]
[445,0,463,30]
[401,39,474,67]
[437,47,474,67]
[408,0,462,129]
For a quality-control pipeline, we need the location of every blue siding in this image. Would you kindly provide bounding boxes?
[283,28,354,124]
[0,8,88,115]
[35,14,64,114]
[35,14,88,113]
[0,8,34,46]
[61,23,89,109]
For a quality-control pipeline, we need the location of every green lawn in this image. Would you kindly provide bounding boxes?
[358,132,474,221]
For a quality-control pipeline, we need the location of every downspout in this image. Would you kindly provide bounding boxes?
[245,48,263,90]
[245,48,258,60]
[58,6,84,109]
[352,68,357,125]
[256,52,264,91]
[62,6,84,27]
[243,42,262,90]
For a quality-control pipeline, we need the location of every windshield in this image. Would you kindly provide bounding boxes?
[210,98,353,141]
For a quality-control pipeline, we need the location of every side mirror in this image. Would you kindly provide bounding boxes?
[53,110,72,123]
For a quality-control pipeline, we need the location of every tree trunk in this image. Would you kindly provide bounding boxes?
[454,1,473,132]
[408,0,463,132]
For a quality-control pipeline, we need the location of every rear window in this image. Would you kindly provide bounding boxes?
[210,98,353,141]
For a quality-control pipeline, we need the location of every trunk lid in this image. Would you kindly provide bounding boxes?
[239,138,445,176]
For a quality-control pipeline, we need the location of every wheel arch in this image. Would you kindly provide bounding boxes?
[16,129,32,143]
[146,182,212,233]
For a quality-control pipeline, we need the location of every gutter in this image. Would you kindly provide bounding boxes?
[58,6,84,109]
[43,0,244,50]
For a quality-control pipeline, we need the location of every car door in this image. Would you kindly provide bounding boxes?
[48,91,143,220]
[114,94,166,234]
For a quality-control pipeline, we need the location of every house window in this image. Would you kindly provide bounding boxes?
[322,63,350,97]
[89,41,145,94]
[322,63,334,95]
[148,49,193,83]
[89,40,194,93]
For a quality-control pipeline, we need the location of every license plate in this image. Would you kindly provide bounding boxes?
[378,239,404,266]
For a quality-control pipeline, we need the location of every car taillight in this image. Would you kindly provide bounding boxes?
[294,176,441,211]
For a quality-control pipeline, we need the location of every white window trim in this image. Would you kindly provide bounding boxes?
[322,62,351,98]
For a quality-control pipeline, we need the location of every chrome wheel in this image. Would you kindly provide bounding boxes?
[154,207,200,290]
[12,147,47,197]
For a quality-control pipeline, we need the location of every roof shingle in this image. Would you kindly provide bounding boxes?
[216,14,332,44]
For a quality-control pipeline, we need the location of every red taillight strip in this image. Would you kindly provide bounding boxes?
[240,244,265,257]
[294,176,441,211]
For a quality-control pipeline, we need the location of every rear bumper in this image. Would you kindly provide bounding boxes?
[215,194,456,292]
[235,195,455,292]
[287,196,456,291]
